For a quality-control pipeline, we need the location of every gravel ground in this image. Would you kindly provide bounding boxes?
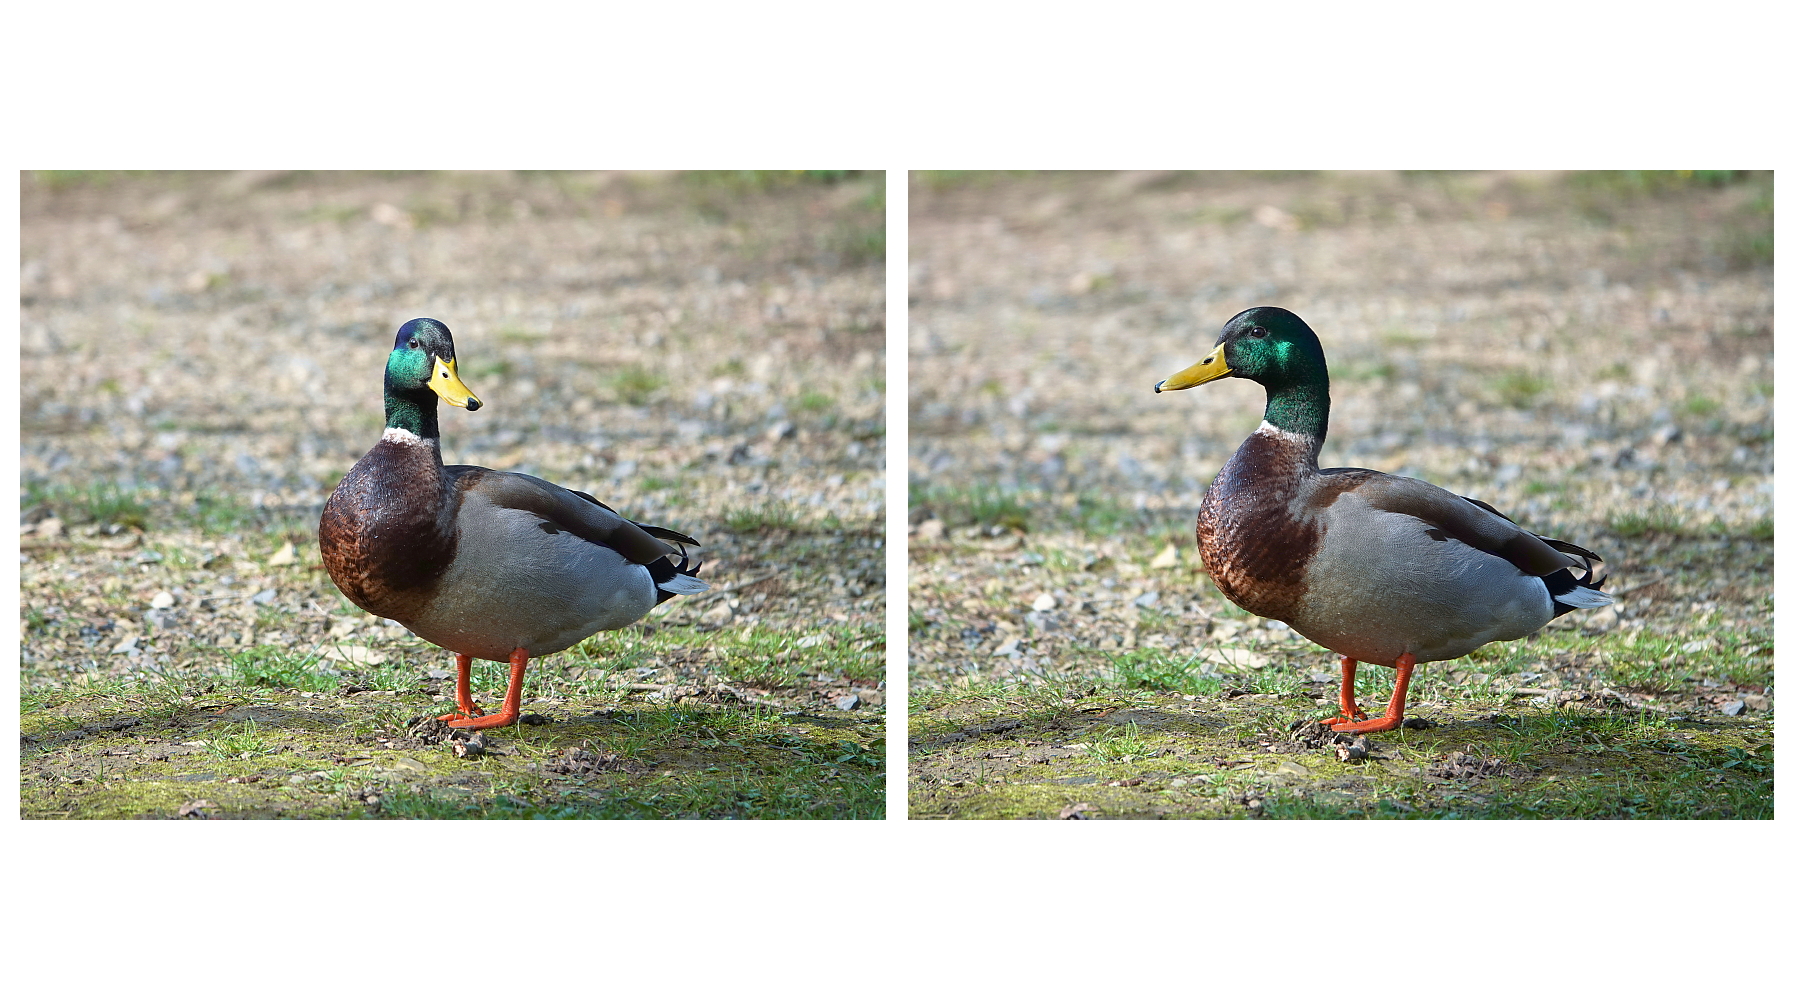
[19,170,886,818]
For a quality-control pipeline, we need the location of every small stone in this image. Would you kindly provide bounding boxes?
[700,601,734,626]
[36,517,64,539]
[1031,592,1056,612]
[794,634,824,648]
[1149,544,1178,569]
[110,635,139,655]
[149,590,176,609]
[990,637,1021,657]
[1058,802,1095,820]
[332,644,387,667]
[1132,590,1160,608]
[1741,694,1768,711]
[915,518,945,541]
[395,757,428,772]
[1202,646,1271,670]
[176,799,217,818]
[1720,700,1747,716]
[1583,606,1621,632]
[835,693,862,712]
[267,541,297,566]
[250,588,277,606]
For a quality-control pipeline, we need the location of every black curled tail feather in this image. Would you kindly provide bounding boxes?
[1542,563,1614,619]
[646,539,708,605]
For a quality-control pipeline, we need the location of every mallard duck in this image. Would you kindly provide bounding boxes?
[1155,307,1610,734]
[319,318,708,729]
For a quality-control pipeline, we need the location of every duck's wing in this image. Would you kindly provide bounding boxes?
[448,467,697,567]
[1336,471,1588,579]
[561,488,703,548]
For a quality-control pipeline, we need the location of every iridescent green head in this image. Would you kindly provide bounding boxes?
[1156,307,1331,441]
[383,318,482,438]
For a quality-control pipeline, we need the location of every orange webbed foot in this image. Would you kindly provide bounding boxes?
[437,702,485,722]
[1324,713,1405,734]
[445,711,519,730]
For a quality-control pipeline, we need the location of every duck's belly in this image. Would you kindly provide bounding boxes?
[1287,501,1555,664]
[403,505,657,662]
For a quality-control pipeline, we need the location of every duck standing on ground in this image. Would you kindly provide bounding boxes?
[1155,307,1611,734]
[320,318,708,729]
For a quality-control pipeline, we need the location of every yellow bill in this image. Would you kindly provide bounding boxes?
[428,356,483,411]
[1155,343,1231,393]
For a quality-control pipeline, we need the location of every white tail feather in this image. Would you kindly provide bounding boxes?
[1554,585,1612,610]
[657,573,709,596]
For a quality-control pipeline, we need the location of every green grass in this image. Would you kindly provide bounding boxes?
[1607,508,1773,541]
[826,218,885,265]
[911,679,1772,819]
[1566,170,1757,198]
[796,390,835,414]
[722,500,804,534]
[912,484,1033,533]
[1111,650,1224,695]
[22,615,886,819]
[23,481,149,530]
[1598,629,1772,693]
[680,170,870,193]
[608,365,666,404]
[227,646,342,693]
[1494,370,1548,408]
[185,489,260,534]
[198,720,278,760]
[1084,722,1155,763]
[21,481,328,538]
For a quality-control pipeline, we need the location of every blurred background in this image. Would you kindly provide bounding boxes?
[910,170,1770,528]
[21,170,886,688]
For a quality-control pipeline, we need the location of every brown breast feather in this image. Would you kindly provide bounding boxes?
[1197,431,1331,623]
[319,441,458,624]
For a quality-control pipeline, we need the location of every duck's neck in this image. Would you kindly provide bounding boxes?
[383,389,442,445]
[1260,379,1328,461]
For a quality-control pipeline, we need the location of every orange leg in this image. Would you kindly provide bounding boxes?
[445,648,530,730]
[1324,653,1417,735]
[1320,655,1370,726]
[437,654,486,722]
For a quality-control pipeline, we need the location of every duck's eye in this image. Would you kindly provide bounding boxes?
[1249,327,1267,338]
[409,339,420,348]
